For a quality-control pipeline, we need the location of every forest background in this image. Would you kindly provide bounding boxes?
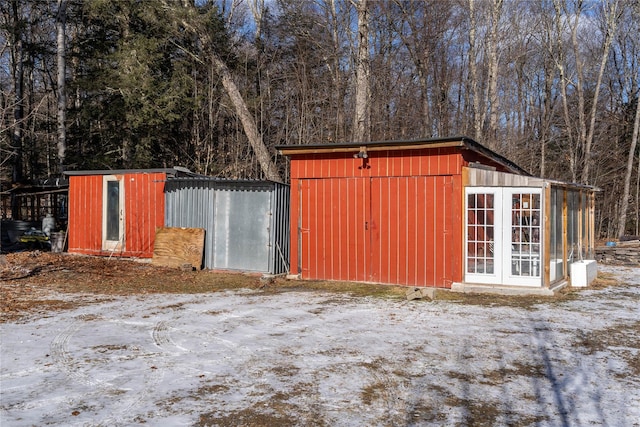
[1,0,639,238]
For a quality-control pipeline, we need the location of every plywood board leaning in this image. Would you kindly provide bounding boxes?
[152,227,205,269]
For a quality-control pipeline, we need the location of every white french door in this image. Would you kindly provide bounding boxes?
[465,187,542,287]
[102,175,125,251]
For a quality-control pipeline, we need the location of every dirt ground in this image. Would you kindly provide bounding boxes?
[0,252,412,322]
[2,251,639,426]
[1,251,596,323]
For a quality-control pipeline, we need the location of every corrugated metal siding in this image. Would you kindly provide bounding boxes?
[271,182,291,274]
[165,178,290,274]
[67,172,166,257]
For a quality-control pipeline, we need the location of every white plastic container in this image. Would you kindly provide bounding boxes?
[42,214,56,236]
[570,260,598,288]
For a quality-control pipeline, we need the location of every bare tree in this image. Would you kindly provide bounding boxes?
[2,0,25,184]
[616,0,640,237]
[578,0,620,184]
[485,0,503,149]
[468,0,482,141]
[56,0,67,174]
[618,90,640,237]
[351,0,370,142]
[168,0,282,182]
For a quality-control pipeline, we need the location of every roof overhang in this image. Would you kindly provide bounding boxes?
[63,166,195,177]
[276,136,529,176]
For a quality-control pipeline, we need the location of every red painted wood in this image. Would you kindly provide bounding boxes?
[288,178,300,275]
[300,178,369,281]
[367,176,459,287]
[123,172,165,257]
[289,147,466,288]
[67,172,166,258]
[290,148,462,180]
[68,175,102,255]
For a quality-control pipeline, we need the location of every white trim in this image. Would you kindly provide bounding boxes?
[464,187,543,287]
[102,175,125,252]
[503,188,543,287]
[464,187,503,285]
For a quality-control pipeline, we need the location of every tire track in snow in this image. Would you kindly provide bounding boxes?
[50,315,108,388]
[152,312,253,356]
[50,315,164,426]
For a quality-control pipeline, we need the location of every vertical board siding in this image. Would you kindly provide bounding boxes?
[68,172,166,258]
[123,172,165,257]
[292,148,465,288]
[165,178,290,274]
[290,148,462,180]
[68,175,102,254]
[300,178,368,281]
[299,175,462,287]
[290,179,301,275]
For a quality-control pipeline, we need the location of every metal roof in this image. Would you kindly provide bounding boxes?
[276,135,530,176]
[63,166,196,177]
[166,176,285,185]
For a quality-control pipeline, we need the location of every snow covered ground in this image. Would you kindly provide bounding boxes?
[1,265,639,426]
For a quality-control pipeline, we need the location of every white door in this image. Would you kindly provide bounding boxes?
[503,189,542,286]
[102,175,125,251]
[465,187,542,287]
[465,188,503,284]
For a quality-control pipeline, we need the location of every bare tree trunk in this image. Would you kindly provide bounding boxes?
[170,0,282,182]
[213,55,282,182]
[569,2,587,182]
[580,0,619,184]
[56,0,67,174]
[552,0,577,182]
[352,0,370,142]
[636,154,640,235]
[486,0,503,148]
[7,0,24,185]
[618,91,640,237]
[468,0,482,141]
[329,0,345,141]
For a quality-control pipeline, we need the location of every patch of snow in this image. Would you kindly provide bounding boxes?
[1,266,639,426]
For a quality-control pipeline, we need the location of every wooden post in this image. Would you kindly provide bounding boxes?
[562,189,568,280]
[578,191,583,261]
[589,192,596,259]
[543,183,552,288]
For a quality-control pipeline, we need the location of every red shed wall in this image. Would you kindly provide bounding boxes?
[68,175,103,255]
[68,172,166,257]
[289,148,464,288]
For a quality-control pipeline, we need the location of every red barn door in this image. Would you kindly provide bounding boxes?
[299,175,459,287]
[369,176,456,287]
[299,178,370,282]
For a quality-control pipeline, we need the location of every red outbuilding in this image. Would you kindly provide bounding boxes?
[64,168,190,258]
[278,136,597,293]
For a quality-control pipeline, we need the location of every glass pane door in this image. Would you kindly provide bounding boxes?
[102,176,124,251]
[465,187,543,287]
[465,188,502,284]
[106,181,120,241]
[505,190,542,286]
